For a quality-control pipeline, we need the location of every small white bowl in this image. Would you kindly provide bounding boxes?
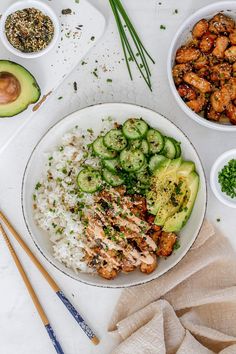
[167,1,236,132]
[0,0,60,59]
[210,149,236,208]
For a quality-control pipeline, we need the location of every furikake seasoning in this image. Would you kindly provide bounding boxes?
[5,8,54,53]
[218,159,236,199]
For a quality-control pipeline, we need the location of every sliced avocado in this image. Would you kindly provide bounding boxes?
[0,60,40,117]
[146,158,171,213]
[164,157,182,174]
[146,158,182,215]
[147,158,199,231]
[177,161,195,177]
[163,171,199,232]
[154,178,188,226]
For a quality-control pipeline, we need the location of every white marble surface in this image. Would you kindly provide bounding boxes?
[0,1,236,353]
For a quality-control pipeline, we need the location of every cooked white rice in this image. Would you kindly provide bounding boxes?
[33,121,114,273]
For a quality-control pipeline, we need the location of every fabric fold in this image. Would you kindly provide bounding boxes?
[109,221,236,353]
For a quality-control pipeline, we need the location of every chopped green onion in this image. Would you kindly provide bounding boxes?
[218,159,236,199]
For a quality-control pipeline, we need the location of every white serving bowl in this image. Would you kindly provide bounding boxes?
[167,1,236,132]
[0,0,60,59]
[22,103,207,288]
[210,149,236,208]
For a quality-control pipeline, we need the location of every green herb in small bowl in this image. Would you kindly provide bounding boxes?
[210,149,236,209]
[218,159,236,199]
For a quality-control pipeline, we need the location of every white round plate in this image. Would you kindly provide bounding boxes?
[167,1,236,132]
[22,103,207,288]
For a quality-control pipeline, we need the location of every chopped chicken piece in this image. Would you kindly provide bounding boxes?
[210,63,232,82]
[187,93,206,113]
[140,254,157,274]
[176,46,200,63]
[199,32,216,53]
[206,104,221,121]
[192,19,209,38]
[177,84,197,101]
[209,13,235,34]
[183,72,211,93]
[98,266,118,280]
[210,86,231,112]
[229,29,236,45]
[225,46,236,62]
[212,36,229,58]
[157,232,177,257]
[226,102,236,124]
[172,63,192,85]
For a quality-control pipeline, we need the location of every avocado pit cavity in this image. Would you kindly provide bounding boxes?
[0,72,21,104]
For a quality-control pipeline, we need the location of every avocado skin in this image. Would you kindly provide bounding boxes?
[0,60,41,118]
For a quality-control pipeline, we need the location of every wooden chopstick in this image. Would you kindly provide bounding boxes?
[0,223,64,354]
[0,210,99,345]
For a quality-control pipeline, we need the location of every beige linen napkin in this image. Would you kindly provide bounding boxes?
[109,221,236,354]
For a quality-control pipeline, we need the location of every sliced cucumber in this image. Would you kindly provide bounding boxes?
[140,139,149,155]
[77,168,102,193]
[162,137,176,159]
[103,158,120,173]
[93,136,116,159]
[103,129,127,152]
[103,169,124,187]
[149,155,168,172]
[147,129,164,154]
[175,143,181,158]
[120,149,146,172]
[136,164,150,184]
[129,139,141,149]
[122,118,148,140]
[168,137,182,158]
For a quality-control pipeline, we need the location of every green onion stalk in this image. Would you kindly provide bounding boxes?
[109,0,155,91]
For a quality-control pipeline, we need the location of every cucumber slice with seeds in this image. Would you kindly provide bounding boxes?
[93,136,116,159]
[149,155,168,172]
[122,118,148,140]
[147,129,164,154]
[129,139,142,149]
[140,139,149,155]
[120,149,146,172]
[162,137,176,159]
[77,168,102,193]
[168,137,182,158]
[103,169,124,187]
[136,164,150,184]
[103,129,127,151]
[175,143,181,158]
[103,158,120,173]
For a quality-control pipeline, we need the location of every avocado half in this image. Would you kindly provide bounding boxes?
[0,60,41,117]
[147,158,199,232]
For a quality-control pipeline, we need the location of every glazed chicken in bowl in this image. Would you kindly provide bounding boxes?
[168,2,236,131]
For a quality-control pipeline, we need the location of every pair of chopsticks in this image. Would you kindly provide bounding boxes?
[0,210,99,354]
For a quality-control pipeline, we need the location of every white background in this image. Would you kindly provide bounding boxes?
[0,1,236,354]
